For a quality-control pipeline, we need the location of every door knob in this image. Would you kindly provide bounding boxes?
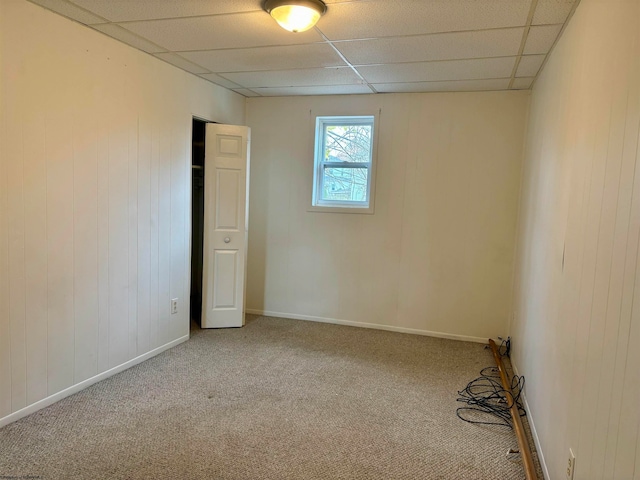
[224,237,231,243]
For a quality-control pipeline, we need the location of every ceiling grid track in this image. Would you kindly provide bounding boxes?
[508,0,539,89]
[315,28,378,94]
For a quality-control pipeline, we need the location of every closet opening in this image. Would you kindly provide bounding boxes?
[190,117,207,328]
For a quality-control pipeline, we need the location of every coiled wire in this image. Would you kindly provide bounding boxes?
[455,338,526,429]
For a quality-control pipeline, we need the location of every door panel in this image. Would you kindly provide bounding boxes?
[202,124,250,328]
[212,250,237,308]
[215,169,241,230]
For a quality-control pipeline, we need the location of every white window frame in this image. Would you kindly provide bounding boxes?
[310,114,379,214]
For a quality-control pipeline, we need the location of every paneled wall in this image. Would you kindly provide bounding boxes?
[0,0,245,425]
[511,0,640,478]
[246,92,529,341]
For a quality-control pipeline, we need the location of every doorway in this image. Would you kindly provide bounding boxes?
[190,118,207,326]
[190,119,251,329]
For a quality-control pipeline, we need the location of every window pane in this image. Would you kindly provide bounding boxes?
[322,167,368,202]
[323,124,372,163]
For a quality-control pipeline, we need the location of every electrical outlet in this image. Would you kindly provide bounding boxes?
[566,448,575,480]
[171,298,178,315]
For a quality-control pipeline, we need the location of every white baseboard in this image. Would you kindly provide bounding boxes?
[0,334,189,428]
[510,360,550,480]
[246,309,492,344]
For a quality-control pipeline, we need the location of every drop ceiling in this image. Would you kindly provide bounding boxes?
[28,0,580,97]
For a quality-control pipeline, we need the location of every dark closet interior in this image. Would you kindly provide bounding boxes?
[190,118,206,326]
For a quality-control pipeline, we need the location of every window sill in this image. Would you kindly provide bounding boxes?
[307,204,375,215]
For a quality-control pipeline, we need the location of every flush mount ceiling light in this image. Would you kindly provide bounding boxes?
[264,0,327,33]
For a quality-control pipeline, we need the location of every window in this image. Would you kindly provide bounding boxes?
[312,115,377,213]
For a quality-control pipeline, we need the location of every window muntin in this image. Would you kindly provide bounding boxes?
[313,116,375,209]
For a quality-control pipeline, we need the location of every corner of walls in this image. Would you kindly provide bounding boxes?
[507,91,533,341]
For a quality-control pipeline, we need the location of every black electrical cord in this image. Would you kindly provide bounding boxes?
[455,337,525,429]
[497,336,511,357]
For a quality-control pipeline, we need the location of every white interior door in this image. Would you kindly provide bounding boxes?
[201,123,250,328]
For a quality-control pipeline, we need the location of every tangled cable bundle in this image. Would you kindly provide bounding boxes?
[456,338,526,429]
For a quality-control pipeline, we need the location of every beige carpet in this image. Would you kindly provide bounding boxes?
[0,315,540,479]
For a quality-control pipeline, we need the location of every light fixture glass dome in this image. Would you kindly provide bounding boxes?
[264,0,327,33]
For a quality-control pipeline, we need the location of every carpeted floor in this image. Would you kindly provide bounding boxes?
[0,315,541,479]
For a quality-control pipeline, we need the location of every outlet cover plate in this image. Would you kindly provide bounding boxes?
[171,298,178,315]
[566,448,575,480]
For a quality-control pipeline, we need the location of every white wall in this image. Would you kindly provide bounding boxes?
[511,0,640,478]
[0,0,245,426]
[246,92,529,341]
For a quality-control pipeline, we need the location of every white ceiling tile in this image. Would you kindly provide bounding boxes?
[516,55,545,77]
[181,44,347,73]
[92,23,167,53]
[221,67,364,88]
[120,12,323,51]
[523,24,563,54]
[26,0,578,96]
[232,89,262,97]
[511,77,534,89]
[154,53,210,74]
[372,79,511,93]
[251,85,373,96]
[317,0,531,40]
[28,0,107,24]
[68,0,261,22]
[356,57,516,84]
[532,0,577,25]
[198,74,243,89]
[335,28,524,65]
